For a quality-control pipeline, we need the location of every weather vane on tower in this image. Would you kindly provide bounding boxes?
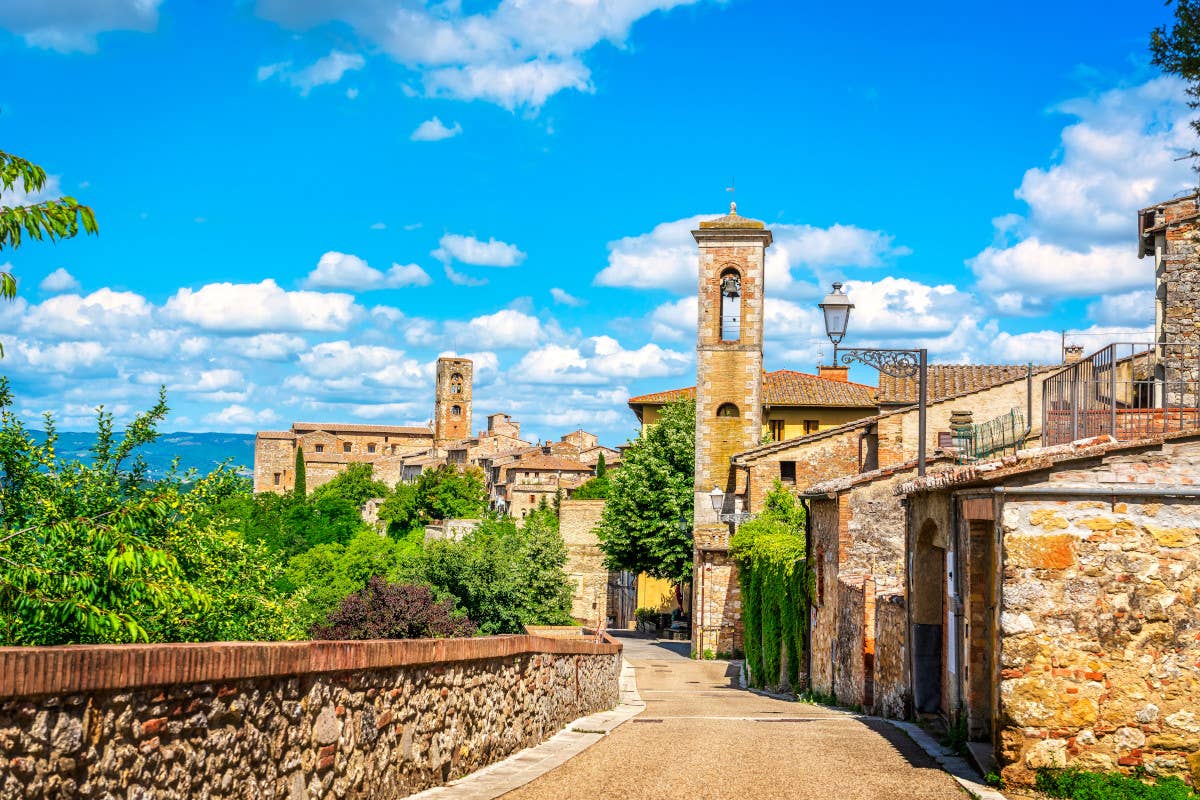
[726,177,736,214]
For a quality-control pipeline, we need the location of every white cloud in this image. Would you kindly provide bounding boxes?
[259,49,365,95]
[433,233,526,267]
[39,268,80,294]
[203,404,279,430]
[550,287,584,307]
[165,279,360,332]
[370,222,387,230]
[444,264,488,287]
[254,0,702,109]
[1088,290,1155,328]
[969,77,1193,313]
[465,309,543,349]
[0,0,161,52]
[13,339,109,375]
[510,336,688,385]
[22,288,153,339]
[411,117,463,142]
[233,333,307,361]
[298,341,430,387]
[648,296,696,342]
[303,251,433,290]
[595,215,907,295]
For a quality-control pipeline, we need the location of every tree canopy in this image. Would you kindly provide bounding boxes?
[597,399,694,583]
[1152,0,1200,171]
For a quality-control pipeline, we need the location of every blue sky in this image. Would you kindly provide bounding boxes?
[0,0,1193,446]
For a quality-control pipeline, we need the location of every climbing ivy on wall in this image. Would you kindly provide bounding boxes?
[730,482,809,691]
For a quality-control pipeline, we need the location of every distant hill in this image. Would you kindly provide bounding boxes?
[37,431,256,479]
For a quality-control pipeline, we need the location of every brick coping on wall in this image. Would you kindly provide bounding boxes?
[0,634,622,699]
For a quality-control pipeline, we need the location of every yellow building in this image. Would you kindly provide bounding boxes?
[628,367,878,443]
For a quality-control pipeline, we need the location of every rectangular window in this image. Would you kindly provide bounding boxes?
[769,419,786,441]
[315,444,324,453]
[779,461,796,485]
[803,419,820,434]
[343,442,352,453]
[367,443,376,454]
[273,473,281,485]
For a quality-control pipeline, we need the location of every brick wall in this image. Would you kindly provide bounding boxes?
[0,636,621,798]
[558,500,610,625]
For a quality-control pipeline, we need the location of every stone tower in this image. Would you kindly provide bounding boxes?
[691,203,772,658]
[434,357,473,445]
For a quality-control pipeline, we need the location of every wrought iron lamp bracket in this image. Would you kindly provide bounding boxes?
[837,347,922,379]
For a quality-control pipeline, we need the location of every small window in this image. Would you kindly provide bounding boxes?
[769,419,785,441]
[273,472,281,485]
[716,403,740,418]
[451,404,462,417]
[315,444,324,454]
[780,461,796,485]
[367,443,376,454]
[529,494,536,503]
[343,442,352,453]
[450,372,463,394]
[803,420,819,434]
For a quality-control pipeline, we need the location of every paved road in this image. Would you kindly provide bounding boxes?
[501,635,966,800]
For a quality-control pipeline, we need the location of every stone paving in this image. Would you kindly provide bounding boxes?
[499,635,968,800]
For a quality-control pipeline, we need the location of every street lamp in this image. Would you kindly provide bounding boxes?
[708,486,752,525]
[819,282,929,477]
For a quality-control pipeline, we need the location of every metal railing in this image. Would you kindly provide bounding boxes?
[1042,342,1200,445]
[956,408,1027,462]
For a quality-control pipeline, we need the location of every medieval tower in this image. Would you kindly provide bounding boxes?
[691,203,772,657]
[434,356,473,445]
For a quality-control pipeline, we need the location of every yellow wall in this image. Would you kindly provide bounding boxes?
[636,574,677,612]
[634,402,875,441]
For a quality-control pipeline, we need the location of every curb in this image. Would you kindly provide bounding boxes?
[408,657,644,799]
[882,719,1009,800]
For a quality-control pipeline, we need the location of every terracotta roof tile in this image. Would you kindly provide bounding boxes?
[509,454,594,473]
[291,422,433,436]
[256,431,294,440]
[876,365,1056,405]
[629,369,876,408]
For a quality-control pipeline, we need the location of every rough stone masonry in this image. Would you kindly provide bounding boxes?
[0,636,620,799]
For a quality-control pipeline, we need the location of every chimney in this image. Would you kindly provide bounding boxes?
[1063,344,1084,364]
[817,364,849,382]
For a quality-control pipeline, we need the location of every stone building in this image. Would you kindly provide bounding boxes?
[897,433,1200,788]
[690,203,772,658]
[434,357,473,445]
[559,500,611,626]
[629,367,878,441]
[494,453,594,519]
[254,422,433,493]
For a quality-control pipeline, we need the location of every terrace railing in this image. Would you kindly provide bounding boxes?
[955,407,1027,462]
[1042,341,1200,445]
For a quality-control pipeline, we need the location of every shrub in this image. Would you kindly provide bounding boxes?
[1036,768,1196,800]
[312,577,474,640]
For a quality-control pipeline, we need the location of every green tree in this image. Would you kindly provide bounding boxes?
[0,380,302,645]
[571,475,611,500]
[1,149,98,355]
[378,465,487,536]
[311,462,388,507]
[597,399,694,583]
[294,446,306,497]
[1153,0,1200,172]
[595,451,607,478]
[285,527,412,628]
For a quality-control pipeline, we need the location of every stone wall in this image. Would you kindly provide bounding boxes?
[0,636,621,799]
[743,424,865,512]
[833,575,871,707]
[808,495,843,695]
[559,500,610,625]
[996,493,1200,787]
[255,427,434,495]
[873,591,908,719]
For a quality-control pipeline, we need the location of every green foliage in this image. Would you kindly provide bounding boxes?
[595,451,607,478]
[941,715,969,757]
[1152,0,1200,173]
[1,149,98,358]
[408,512,574,635]
[294,446,306,497]
[1036,768,1196,800]
[730,481,808,690]
[597,399,694,582]
[379,465,487,536]
[285,528,412,629]
[571,475,611,500]
[0,380,303,645]
[311,463,388,507]
[984,772,1005,790]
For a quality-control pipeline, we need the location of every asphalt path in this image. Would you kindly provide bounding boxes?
[500,635,967,800]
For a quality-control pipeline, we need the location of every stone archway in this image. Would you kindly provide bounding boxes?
[911,518,945,715]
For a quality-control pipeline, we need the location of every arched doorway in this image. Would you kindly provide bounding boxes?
[911,518,944,715]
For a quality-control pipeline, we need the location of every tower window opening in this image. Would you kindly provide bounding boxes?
[450,372,463,394]
[451,404,462,417]
[716,403,740,418]
[720,269,742,341]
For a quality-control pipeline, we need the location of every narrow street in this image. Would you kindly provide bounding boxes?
[501,635,967,800]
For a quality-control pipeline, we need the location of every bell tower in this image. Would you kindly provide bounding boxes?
[434,356,472,445]
[691,203,771,657]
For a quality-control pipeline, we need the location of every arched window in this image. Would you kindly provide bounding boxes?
[450,373,463,394]
[719,268,741,341]
[716,403,740,418]
[451,404,462,417]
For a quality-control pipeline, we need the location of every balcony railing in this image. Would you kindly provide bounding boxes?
[1042,342,1200,445]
